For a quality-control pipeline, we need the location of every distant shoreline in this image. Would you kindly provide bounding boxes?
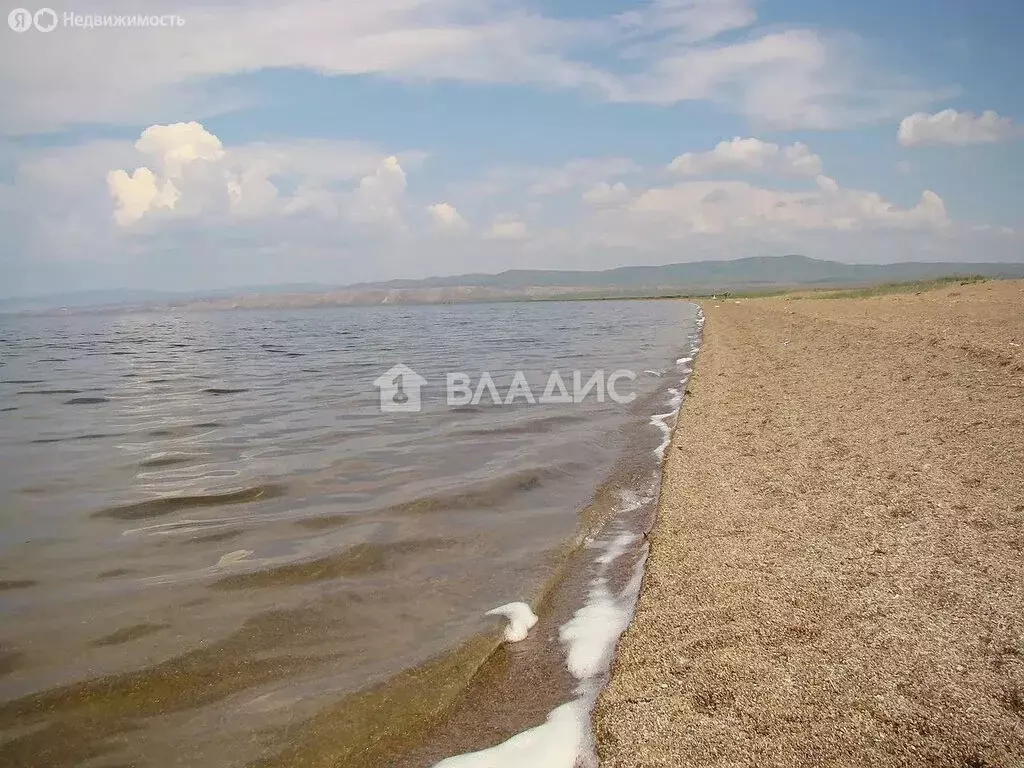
[4,254,1023,315]
[4,273,1020,317]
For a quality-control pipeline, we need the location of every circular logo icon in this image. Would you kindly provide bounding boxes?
[34,7,58,32]
[7,8,33,32]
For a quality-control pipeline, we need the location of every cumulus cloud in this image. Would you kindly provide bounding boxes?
[106,123,415,227]
[350,156,408,226]
[898,109,1020,146]
[107,167,180,226]
[134,122,226,176]
[107,122,242,225]
[669,137,823,177]
[427,202,468,231]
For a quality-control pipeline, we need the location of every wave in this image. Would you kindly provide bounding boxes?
[210,538,460,590]
[30,432,121,444]
[92,484,285,520]
[146,422,222,438]
[387,465,584,515]
[14,388,80,395]
[451,414,589,437]
[137,452,200,469]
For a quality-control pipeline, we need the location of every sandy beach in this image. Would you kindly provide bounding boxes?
[595,279,1024,767]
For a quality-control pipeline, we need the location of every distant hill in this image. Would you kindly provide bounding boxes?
[4,255,1023,313]
[349,254,1024,291]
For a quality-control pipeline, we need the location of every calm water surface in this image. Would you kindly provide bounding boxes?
[0,300,700,767]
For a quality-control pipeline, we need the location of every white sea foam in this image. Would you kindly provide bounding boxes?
[594,531,638,566]
[650,407,676,459]
[433,491,651,768]
[486,602,539,643]
[561,577,631,680]
[431,699,590,768]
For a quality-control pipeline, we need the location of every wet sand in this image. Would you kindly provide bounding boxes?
[595,279,1024,767]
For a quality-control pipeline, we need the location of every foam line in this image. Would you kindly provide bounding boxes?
[432,491,651,768]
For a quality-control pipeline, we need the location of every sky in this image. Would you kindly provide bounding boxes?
[1,0,1022,296]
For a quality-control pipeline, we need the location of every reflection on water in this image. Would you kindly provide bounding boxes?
[0,300,699,767]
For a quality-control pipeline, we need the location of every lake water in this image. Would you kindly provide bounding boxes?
[0,299,701,767]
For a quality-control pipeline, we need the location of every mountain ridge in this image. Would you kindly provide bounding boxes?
[5,255,1024,312]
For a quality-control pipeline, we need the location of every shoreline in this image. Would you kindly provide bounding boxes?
[594,279,1024,766]
[370,322,704,768]
[214,311,704,768]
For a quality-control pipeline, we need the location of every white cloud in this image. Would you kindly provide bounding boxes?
[107,167,180,225]
[815,175,839,194]
[0,0,947,134]
[350,156,408,226]
[105,123,415,227]
[226,166,280,218]
[615,0,758,45]
[626,178,948,235]
[669,137,823,177]
[134,121,226,176]
[282,185,340,218]
[601,29,952,129]
[107,122,244,224]
[898,109,1020,146]
[485,218,528,240]
[105,121,239,224]
[427,202,469,231]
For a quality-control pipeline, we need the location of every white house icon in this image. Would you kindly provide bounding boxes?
[373,363,428,413]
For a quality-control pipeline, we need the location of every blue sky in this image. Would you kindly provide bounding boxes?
[0,0,1021,296]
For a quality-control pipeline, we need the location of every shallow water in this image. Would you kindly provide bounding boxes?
[0,300,700,767]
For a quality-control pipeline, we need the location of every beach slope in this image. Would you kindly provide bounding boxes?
[595,279,1024,767]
